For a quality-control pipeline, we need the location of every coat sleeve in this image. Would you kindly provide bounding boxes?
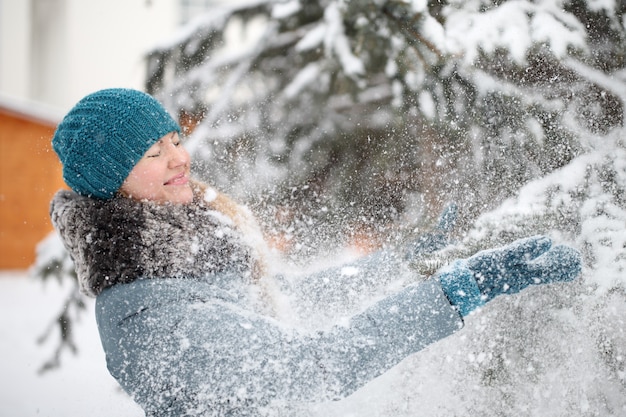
[95,277,462,416]
[284,249,420,321]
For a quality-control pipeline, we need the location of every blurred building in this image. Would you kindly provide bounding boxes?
[0,94,64,269]
[0,0,182,110]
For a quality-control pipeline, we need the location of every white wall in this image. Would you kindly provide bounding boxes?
[1,0,180,113]
[0,0,32,99]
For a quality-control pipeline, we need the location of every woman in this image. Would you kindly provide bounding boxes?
[50,88,582,417]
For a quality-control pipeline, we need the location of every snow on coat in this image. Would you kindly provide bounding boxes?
[50,185,463,416]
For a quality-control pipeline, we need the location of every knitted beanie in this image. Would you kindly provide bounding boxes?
[52,88,181,199]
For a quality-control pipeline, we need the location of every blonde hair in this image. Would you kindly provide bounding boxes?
[190,180,269,280]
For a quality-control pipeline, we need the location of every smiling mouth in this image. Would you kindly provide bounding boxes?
[165,173,188,186]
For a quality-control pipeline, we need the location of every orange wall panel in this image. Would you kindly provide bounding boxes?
[0,110,64,269]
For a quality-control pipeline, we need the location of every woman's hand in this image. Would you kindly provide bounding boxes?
[467,236,582,301]
[405,203,457,259]
[437,236,582,316]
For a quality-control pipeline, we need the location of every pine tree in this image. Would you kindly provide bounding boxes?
[144,0,624,251]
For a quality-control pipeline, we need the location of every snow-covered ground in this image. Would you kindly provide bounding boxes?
[0,270,142,417]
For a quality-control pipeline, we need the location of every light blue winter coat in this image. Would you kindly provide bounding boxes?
[95,253,462,416]
[51,188,463,416]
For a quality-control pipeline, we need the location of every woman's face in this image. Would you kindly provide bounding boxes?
[119,132,194,204]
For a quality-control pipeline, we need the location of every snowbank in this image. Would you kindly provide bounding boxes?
[0,271,142,417]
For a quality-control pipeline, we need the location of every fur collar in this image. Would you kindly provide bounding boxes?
[50,185,255,297]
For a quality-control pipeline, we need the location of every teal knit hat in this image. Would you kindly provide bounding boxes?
[52,88,181,199]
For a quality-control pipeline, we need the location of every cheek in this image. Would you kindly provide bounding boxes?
[129,170,151,187]
[122,164,164,196]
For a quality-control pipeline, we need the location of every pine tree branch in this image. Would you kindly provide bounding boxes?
[36,276,85,374]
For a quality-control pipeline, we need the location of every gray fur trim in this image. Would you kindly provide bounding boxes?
[50,190,253,297]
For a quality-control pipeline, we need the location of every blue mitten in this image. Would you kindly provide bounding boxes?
[405,203,457,259]
[438,236,582,316]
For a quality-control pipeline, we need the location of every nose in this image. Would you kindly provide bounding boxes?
[166,142,189,168]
